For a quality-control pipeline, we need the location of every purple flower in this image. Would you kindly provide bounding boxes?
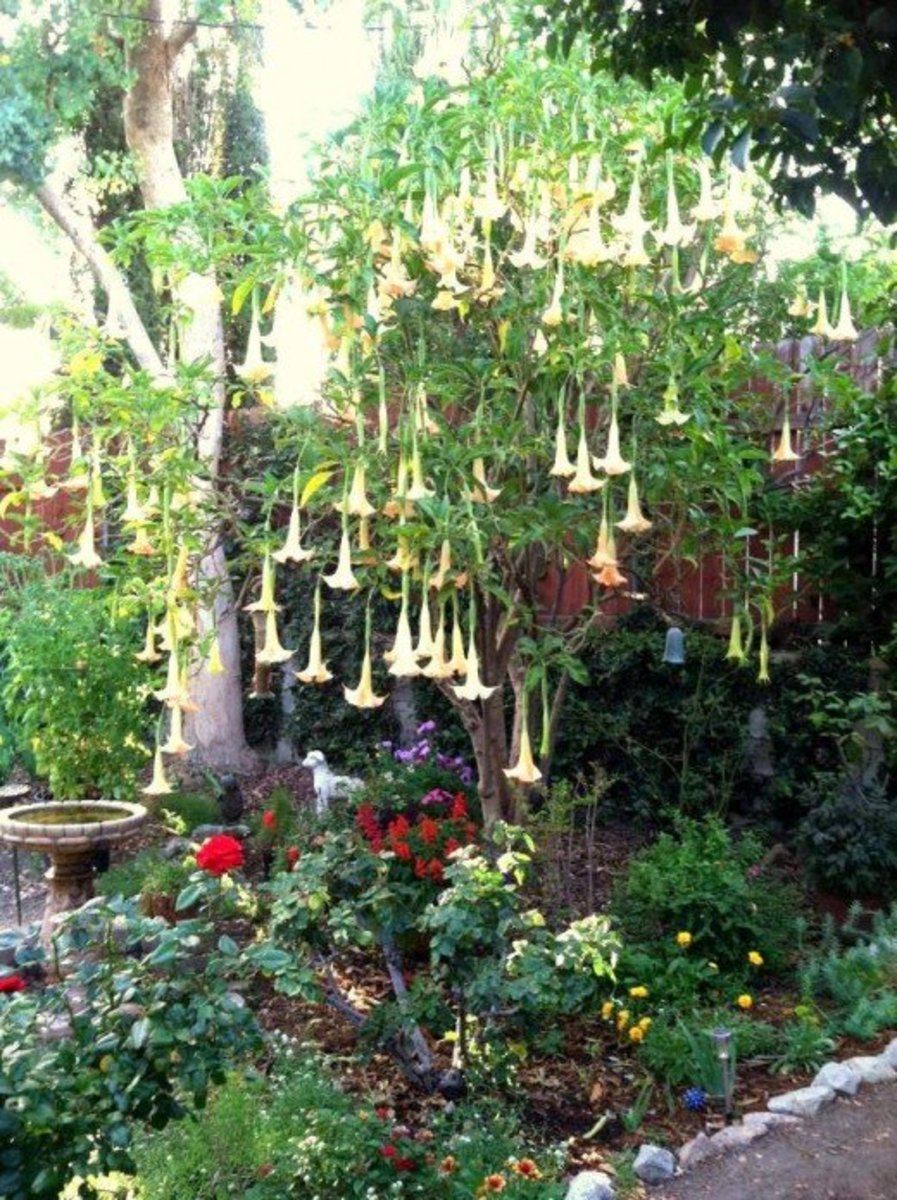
[380,740,394,751]
[394,748,414,763]
[416,720,437,736]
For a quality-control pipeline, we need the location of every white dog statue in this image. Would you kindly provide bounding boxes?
[301,750,364,816]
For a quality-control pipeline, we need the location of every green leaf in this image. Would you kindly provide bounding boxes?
[231,277,254,316]
[300,469,334,508]
[175,883,204,912]
[129,1017,150,1049]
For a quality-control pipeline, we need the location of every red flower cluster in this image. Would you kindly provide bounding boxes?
[0,974,26,994]
[196,834,245,875]
[355,794,477,885]
[262,809,277,830]
[286,846,301,869]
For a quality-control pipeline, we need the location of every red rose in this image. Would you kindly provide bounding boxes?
[418,817,439,844]
[375,1106,392,1120]
[395,1157,416,1171]
[0,974,26,993]
[262,810,276,830]
[380,1144,397,1159]
[427,859,444,882]
[286,846,300,868]
[196,834,244,875]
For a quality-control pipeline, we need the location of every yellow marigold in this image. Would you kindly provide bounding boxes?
[676,931,693,948]
[629,985,649,999]
[628,1025,645,1043]
[616,1009,630,1031]
[601,1001,615,1019]
[439,1156,457,1175]
[639,1017,652,1031]
[748,951,764,967]
[737,994,753,1010]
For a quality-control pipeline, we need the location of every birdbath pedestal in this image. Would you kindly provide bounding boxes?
[0,801,147,944]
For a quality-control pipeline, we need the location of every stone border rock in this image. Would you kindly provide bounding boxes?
[564,1036,897,1198]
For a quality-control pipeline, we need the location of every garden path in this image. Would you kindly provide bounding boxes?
[656,1082,897,1200]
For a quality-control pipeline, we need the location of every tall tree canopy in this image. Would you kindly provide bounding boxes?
[532,0,897,224]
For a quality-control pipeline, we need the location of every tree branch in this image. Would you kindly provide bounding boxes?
[166,19,198,57]
[35,182,166,379]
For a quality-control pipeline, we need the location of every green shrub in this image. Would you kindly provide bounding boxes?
[0,899,260,1198]
[95,851,192,905]
[637,1010,780,1091]
[0,581,149,800]
[156,791,222,832]
[612,816,801,994]
[797,777,897,899]
[134,1050,565,1199]
[799,905,897,1039]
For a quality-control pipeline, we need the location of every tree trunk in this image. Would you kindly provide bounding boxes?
[122,3,254,772]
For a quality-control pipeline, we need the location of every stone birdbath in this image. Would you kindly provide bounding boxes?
[0,800,147,943]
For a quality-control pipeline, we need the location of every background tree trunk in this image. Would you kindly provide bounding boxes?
[122,3,254,772]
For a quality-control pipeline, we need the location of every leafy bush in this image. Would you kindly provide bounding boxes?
[797,777,897,899]
[0,899,260,1198]
[253,823,619,1092]
[612,817,801,992]
[798,905,897,1039]
[0,582,149,800]
[95,851,193,910]
[133,1048,565,1199]
[156,791,223,832]
[636,1010,780,1091]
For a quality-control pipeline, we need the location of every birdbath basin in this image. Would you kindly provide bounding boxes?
[0,801,147,943]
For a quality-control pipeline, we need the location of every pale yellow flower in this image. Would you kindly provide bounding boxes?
[296,585,333,684]
[161,704,193,757]
[344,646,386,709]
[256,609,293,665]
[616,475,652,535]
[324,527,360,591]
[143,746,173,796]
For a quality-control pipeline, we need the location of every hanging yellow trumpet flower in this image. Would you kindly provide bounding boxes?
[612,353,630,388]
[446,591,468,677]
[656,154,695,248]
[430,538,453,591]
[452,628,497,701]
[296,583,333,684]
[616,473,652,534]
[541,261,565,327]
[324,521,360,591]
[236,293,273,385]
[831,263,859,341]
[336,461,377,518]
[656,376,691,426]
[504,692,543,785]
[568,419,604,494]
[549,397,575,478]
[594,386,631,476]
[757,620,771,684]
[154,651,187,706]
[168,543,191,600]
[143,744,173,796]
[161,703,193,757]
[407,437,435,501]
[725,612,746,663]
[588,496,614,570]
[592,525,627,589]
[273,502,315,565]
[509,214,547,271]
[125,525,156,557]
[415,581,435,659]
[345,606,386,708]
[787,283,814,319]
[244,552,280,612]
[68,500,103,570]
[256,608,293,665]
[422,599,452,678]
[809,288,834,338]
[469,457,501,503]
[714,173,755,261]
[772,405,800,463]
[386,577,422,678]
[135,612,162,664]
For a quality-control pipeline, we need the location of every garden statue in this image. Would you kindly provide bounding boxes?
[301,751,364,816]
